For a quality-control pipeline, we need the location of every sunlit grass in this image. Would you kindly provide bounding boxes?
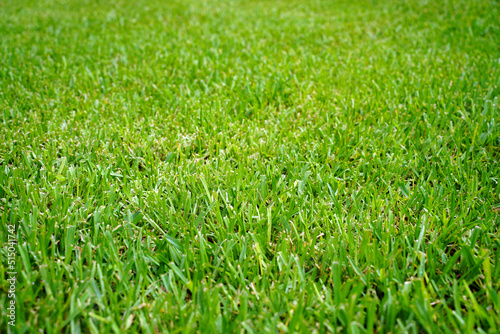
[1,0,499,332]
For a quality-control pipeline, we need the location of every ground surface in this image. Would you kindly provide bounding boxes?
[1,0,500,332]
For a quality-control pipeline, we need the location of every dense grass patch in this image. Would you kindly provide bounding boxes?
[1,0,500,332]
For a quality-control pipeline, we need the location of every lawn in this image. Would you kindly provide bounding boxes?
[1,0,500,332]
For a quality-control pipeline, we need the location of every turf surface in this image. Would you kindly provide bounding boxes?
[1,0,500,332]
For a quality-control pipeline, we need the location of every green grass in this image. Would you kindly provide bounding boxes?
[1,0,500,332]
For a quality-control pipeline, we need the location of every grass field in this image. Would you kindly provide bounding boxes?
[1,0,500,332]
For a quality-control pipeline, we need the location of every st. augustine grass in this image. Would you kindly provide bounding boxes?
[1,0,500,332]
